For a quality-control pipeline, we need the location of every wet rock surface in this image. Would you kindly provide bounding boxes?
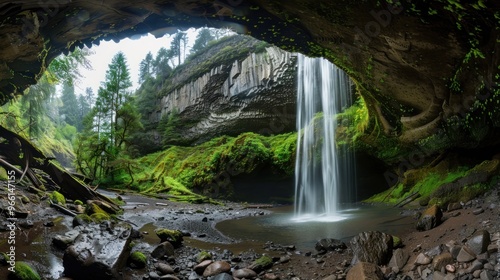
[62,222,132,280]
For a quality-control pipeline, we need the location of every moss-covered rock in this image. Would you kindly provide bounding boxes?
[248,254,273,273]
[197,251,212,263]
[49,191,66,206]
[155,228,184,248]
[9,261,41,280]
[90,212,111,223]
[128,251,147,269]
[74,200,83,206]
[72,214,93,227]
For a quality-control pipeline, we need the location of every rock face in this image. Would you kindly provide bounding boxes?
[62,222,132,280]
[152,36,297,144]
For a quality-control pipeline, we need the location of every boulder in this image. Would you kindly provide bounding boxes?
[155,228,184,248]
[151,241,175,259]
[248,254,274,273]
[233,268,257,279]
[388,248,409,271]
[202,261,231,277]
[209,273,233,280]
[194,260,212,275]
[155,262,174,275]
[62,222,132,280]
[416,205,442,231]
[466,229,490,255]
[346,262,383,280]
[350,231,393,265]
[315,238,347,253]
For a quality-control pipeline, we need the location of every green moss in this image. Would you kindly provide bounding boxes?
[90,212,110,223]
[254,254,273,269]
[197,251,212,263]
[392,236,403,248]
[133,132,297,201]
[10,262,41,280]
[73,214,93,225]
[85,203,108,216]
[74,200,83,205]
[49,191,66,206]
[155,228,183,247]
[129,251,147,269]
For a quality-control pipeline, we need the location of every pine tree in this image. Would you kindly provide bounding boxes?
[191,28,215,54]
[139,52,154,83]
[60,82,79,127]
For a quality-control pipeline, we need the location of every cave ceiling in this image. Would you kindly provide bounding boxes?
[0,0,499,144]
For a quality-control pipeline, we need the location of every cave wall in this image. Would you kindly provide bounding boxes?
[0,0,499,163]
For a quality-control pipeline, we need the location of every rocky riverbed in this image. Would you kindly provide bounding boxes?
[2,183,500,280]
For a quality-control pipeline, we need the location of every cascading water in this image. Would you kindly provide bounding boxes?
[294,54,356,221]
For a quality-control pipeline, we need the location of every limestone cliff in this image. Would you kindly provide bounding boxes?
[151,36,296,145]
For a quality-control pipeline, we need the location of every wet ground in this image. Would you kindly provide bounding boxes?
[4,187,497,280]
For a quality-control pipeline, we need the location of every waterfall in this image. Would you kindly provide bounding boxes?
[294,54,355,221]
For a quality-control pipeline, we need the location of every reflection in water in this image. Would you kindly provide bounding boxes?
[217,204,414,250]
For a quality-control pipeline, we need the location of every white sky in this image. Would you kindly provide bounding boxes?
[73,28,198,97]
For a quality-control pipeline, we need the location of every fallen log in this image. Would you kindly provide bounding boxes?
[0,126,117,207]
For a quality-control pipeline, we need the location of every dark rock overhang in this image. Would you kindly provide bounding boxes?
[0,0,499,145]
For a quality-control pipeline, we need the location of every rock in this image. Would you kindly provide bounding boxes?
[447,202,462,211]
[315,238,347,253]
[248,254,274,273]
[425,244,445,258]
[263,273,280,279]
[466,259,484,273]
[350,231,393,265]
[445,264,456,273]
[202,261,231,277]
[151,241,175,259]
[128,251,147,268]
[62,222,132,280]
[156,263,175,275]
[416,205,442,231]
[480,270,494,280]
[209,273,233,280]
[196,251,211,263]
[432,271,447,280]
[53,230,80,249]
[388,248,409,271]
[466,230,490,255]
[473,208,485,215]
[322,276,337,280]
[159,275,179,280]
[432,252,454,271]
[456,246,476,263]
[155,228,184,248]
[194,260,212,275]
[72,214,93,227]
[346,262,383,280]
[233,268,257,279]
[414,253,432,265]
